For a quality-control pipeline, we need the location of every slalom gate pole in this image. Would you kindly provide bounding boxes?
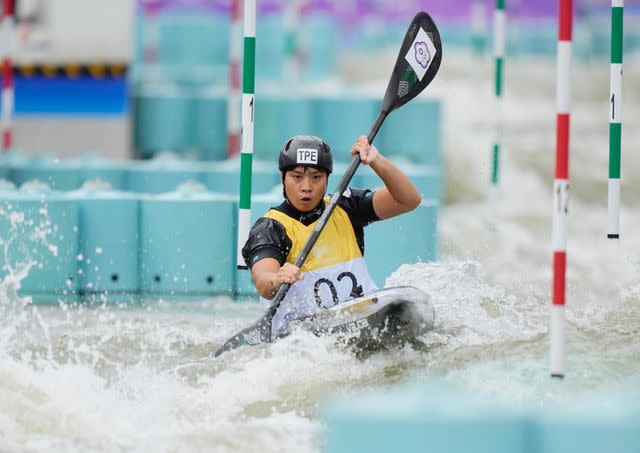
[551,0,573,380]
[608,0,623,239]
[142,0,160,64]
[236,0,256,269]
[2,0,15,152]
[489,0,504,226]
[227,0,242,157]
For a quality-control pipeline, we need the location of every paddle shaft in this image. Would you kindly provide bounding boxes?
[264,110,389,322]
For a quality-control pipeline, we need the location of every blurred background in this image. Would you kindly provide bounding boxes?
[4,0,639,160]
[1,2,640,452]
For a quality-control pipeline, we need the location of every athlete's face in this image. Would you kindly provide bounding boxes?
[283,166,328,212]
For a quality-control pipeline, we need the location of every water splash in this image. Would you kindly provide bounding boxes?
[387,261,546,350]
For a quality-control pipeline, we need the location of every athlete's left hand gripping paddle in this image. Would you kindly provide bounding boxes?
[214,11,443,358]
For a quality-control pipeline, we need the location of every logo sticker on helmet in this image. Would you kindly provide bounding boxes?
[404,27,437,82]
[297,148,318,165]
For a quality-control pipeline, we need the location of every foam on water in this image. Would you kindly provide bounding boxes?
[0,293,431,451]
[1,51,640,450]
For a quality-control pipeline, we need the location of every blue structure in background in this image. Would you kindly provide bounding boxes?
[0,151,441,302]
[133,84,194,158]
[126,161,208,194]
[0,1,453,302]
[139,192,236,297]
[77,192,140,300]
[9,74,128,116]
[0,189,79,304]
[366,202,438,285]
[157,14,229,67]
[11,155,82,191]
[253,95,315,161]
[323,380,640,453]
[205,159,280,196]
[80,163,128,191]
[132,91,441,165]
[192,88,228,160]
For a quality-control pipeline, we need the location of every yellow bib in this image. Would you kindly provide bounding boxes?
[264,198,363,271]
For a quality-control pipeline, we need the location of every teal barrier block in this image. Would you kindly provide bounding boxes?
[440,24,476,49]
[134,64,227,89]
[157,15,229,67]
[126,162,207,194]
[327,162,350,195]
[0,147,10,179]
[378,99,441,167]
[356,162,442,204]
[140,193,235,296]
[71,153,128,190]
[12,156,82,191]
[75,192,140,296]
[535,394,640,453]
[81,164,128,191]
[343,18,387,52]
[256,14,284,81]
[205,159,280,196]
[0,149,30,185]
[192,90,227,161]
[234,193,282,297]
[323,381,528,453]
[300,15,339,81]
[0,179,15,190]
[0,190,79,304]
[132,87,192,157]
[254,96,314,161]
[313,98,379,162]
[235,268,255,298]
[365,202,438,286]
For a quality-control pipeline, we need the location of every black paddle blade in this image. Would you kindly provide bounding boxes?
[381,12,442,114]
[213,316,271,357]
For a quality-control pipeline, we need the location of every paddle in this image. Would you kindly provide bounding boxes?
[214,11,442,358]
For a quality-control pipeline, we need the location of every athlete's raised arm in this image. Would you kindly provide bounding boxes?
[351,135,422,220]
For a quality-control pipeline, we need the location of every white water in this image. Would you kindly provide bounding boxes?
[1,51,640,451]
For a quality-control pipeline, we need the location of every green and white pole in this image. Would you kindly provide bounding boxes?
[608,0,623,239]
[237,0,256,269]
[489,0,505,225]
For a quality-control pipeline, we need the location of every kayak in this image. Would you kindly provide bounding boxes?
[275,286,435,353]
[213,286,435,357]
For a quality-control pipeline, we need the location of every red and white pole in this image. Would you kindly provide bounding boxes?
[1,0,15,152]
[141,0,160,65]
[551,0,573,379]
[227,0,242,157]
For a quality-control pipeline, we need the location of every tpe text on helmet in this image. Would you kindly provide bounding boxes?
[296,148,318,165]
